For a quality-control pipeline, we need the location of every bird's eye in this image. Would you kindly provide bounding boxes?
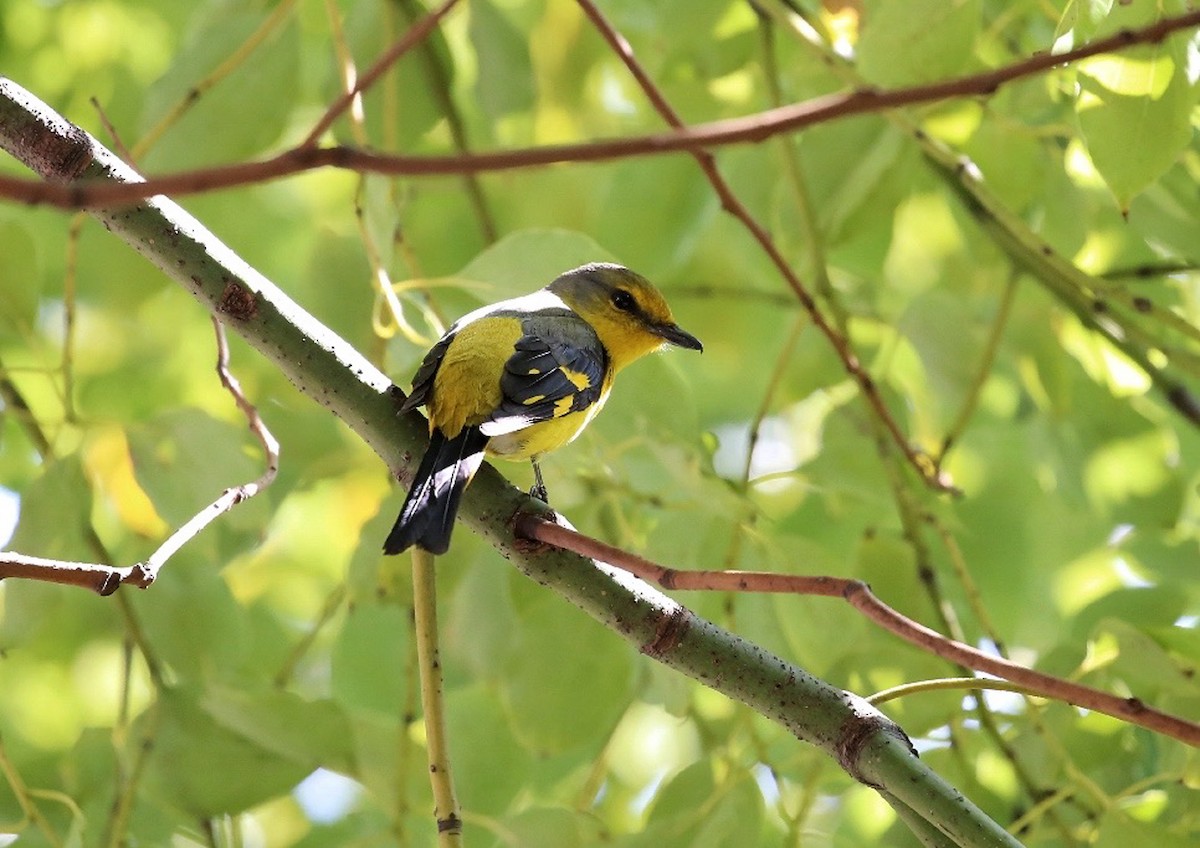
[611,289,636,312]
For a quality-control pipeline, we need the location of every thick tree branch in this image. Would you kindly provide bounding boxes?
[0,79,1020,848]
[0,10,1196,208]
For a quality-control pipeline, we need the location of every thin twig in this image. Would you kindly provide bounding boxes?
[393,0,497,243]
[517,514,1200,748]
[1,10,1195,207]
[867,676,1041,706]
[937,273,1019,464]
[0,319,279,594]
[102,703,159,848]
[411,547,463,845]
[0,732,62,847]
[272,582,347,688]
[302,0,462,147]
[573,0,951,492]
[1100,261,1199,280]
[127,317,280,586]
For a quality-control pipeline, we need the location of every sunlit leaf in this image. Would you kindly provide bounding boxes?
[0,220,39,343]
[857,0,981,86]
[501,591,635,754]
[468,0,535,120]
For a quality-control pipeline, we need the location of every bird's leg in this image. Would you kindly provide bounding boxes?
[529,457,549,503]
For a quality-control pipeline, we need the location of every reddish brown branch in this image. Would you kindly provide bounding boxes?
[517,514,1200,748]
[301,0,462,147]
[2,10,1197,208]
[0,552,129,595]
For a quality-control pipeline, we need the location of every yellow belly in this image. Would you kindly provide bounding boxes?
[485,391,609,460]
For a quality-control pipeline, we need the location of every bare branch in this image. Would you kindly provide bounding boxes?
[0,318,280,594]
[302,0,462,147]
[0,10,1195,208]
[0,552,128,596]
[516,514,1200,748]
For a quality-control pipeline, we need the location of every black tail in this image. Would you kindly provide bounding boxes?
[383,426,489,555]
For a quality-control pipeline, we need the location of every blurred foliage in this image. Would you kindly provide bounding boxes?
[1,0,1199,846]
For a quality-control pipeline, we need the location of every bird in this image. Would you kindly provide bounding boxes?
[383,262,703,555]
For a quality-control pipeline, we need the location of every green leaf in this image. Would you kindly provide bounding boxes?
[1073,2,1198,206]
[145,686,318,816]
[0,220,39,343]
[643,766,766,848]
[491,807,602,848]
[1096,810,1198,848]
[897,288,986,426]
[130,549,253,684]
[649,759,715,820]
[348,0,457,150]
[1076,45,1196,206]
[126,408,261,526]
[331,601,410,715]
[857,0,981,86]
[446,559,518,680]
[8,454,94,561]
[446,686,533,816]
[501,591,635,754]
[198,685,353,772]
[458,229,618,300]
[468,0,535,120]
[1097,618,1200,698]
[596,157,714,276]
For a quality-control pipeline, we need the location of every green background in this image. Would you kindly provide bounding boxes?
[0,0,1199,845]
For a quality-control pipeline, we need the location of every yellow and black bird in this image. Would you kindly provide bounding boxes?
[383,263,703,555]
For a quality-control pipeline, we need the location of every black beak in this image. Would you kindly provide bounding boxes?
[654,322,703,352]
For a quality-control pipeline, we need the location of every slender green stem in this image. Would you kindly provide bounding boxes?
[133,0,300,158]
[868,676,1039,705]
[755,12,842,329]
[103,691,160,848]
[0,732,62,847]
[938,273,1019,462]
[883,790,961,848]
[411,547,463,845]
[393,606,420,844]
[392,0,497,244]
[273,583,347,688]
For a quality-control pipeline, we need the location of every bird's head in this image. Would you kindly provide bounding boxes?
[548,263,703,371]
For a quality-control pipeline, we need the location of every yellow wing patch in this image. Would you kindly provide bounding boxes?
[560,366,593,391]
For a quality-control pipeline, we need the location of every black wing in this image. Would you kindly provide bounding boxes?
[399,332,454,414]
[482,329,608,437]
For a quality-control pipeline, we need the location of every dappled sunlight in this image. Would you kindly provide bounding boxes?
[0,0,1198,844]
